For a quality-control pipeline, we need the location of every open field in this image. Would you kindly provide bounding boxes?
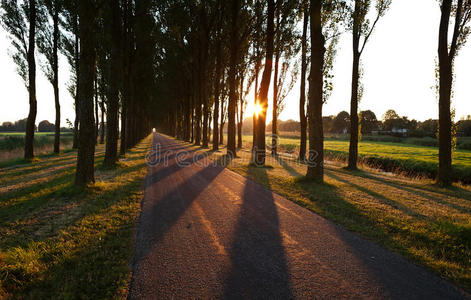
[180,137,471,290]
[236,134,471,183]
[0,132,73,136]
[0,132,75,164]
[0,135,151,298]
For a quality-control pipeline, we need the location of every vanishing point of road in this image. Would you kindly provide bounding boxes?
[128,133,469,299]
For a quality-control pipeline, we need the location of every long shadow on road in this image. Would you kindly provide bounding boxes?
[223,165,293,298]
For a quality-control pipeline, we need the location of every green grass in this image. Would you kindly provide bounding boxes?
[185,137,471,291]
[0,133,75,164]
[238,134,471,183]
[0,132,74,137]
[0,136,151,298]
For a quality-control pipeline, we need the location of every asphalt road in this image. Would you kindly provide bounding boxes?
[128,133,469,299]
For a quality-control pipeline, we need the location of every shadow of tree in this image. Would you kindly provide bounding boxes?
[223,165,293,298]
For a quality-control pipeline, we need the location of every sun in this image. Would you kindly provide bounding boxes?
[253,102,263,117]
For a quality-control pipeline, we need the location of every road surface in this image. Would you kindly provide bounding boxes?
[129,133,468,299]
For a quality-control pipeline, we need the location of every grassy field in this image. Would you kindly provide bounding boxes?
[0,132,74,164]
[184,138,471,291]
[0,132,73,136]
[0,135,151,298]
[238,134,471,183]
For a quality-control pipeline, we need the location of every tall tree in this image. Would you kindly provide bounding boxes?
[103,0,122,166]
[347,0,391,170]
[253,0,275,165]
[227,0,241,156]
[299,1,309,160]
[60,0,79,149]
[37,0,62,153]
[1,0,38,159]
[75,0,96,186]
[306,0,324,181]
[271,0,299,156]
[437,0,471,185]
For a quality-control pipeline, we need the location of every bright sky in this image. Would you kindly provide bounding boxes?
[0,0,470,127]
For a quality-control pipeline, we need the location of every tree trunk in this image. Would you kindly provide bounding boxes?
[213,43,221,150]
[94,68,98,145]
[104,0,121,166]
[299,6,308,160]
[72,10,79,149]
[306,0,325,182]
[437,0,453,186]
[227,0,240,157]
[254,0,275,166]
[53,5,60,154]
[272,51,279,155]
[75,0,96,186]
[348,0,361,170]
[252,58,259,152]
[220,98,225,145]
[237,75,244,148]
[25,0,37,160]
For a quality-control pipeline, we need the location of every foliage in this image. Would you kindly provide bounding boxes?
[0,0,32,87]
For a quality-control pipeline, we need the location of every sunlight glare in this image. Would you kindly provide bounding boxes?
[253,102,263,117]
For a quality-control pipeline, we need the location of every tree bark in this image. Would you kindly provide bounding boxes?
[437,0,453,185]
[25,0,37,160]
[227,0,240,157]
[220,96,225,145]
[94,68,98,145]
[53,4,60,153]
[75,0,96,186]
[238,75,244,148]
[306,0,325,181]
[104,0,122,166]
[254,0,275,166]
[272,50,279,155]
[72,8,79,149]
[348,0,361,170]
[213,39,222,150]
[252,58,259,152]
[299,5,308,160]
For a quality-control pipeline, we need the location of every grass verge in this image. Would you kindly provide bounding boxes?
[0,135,151,298]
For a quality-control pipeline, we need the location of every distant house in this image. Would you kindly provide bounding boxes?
[392,127,408,134]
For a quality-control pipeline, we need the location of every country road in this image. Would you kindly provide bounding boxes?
[128,133,468,299]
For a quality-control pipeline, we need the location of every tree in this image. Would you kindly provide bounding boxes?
[359,109,378,134]
[306,0,325,181]
[382,109,401,131]
[271,0,299,155]
[37,0,62,153]
[332,111,350,133]
[75,0,96,186]
[38,120,55,132]
[437,0,471,185]
[253,0,275,165]
[60,0,79,149]
[299,0,309,160]
[103,0,122,166]
[347,0,391,170]
[1,0,38,159]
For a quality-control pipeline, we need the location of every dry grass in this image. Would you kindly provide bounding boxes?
[0,136,152,299]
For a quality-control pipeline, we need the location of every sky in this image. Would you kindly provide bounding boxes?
[0,0,470,127]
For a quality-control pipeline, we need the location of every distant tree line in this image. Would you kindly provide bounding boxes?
[0,119,73,133]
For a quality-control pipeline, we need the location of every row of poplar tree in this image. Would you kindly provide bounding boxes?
[154,0,469,187]
[2,0,469,187]
[1,0,155,185]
